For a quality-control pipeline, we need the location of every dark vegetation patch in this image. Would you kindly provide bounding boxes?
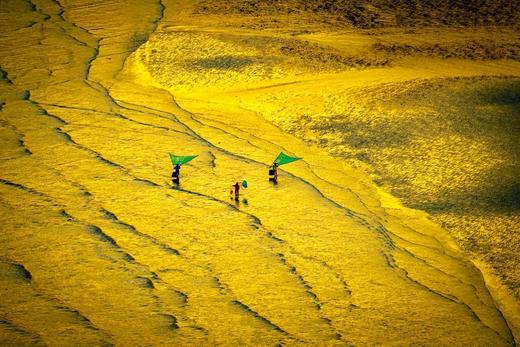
[194,0,520,29]
[295,113,413,149]
[188,55,255,70]
[231,34,388,69]
[278,40,388,68]
[293,77,520,214]
[373,41,520,61]
[478,81,520,105]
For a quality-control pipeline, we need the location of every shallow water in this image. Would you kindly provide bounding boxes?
[248,76,520,300]
[0,0,518,345]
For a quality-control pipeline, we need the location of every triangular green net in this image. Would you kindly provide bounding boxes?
[273,152,301,166]
[169,154,198,166]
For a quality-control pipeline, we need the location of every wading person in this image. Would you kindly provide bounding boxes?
[269,163,279,182]
[168,154,198,186]
[269,152,302,183]
[172,163,181,185]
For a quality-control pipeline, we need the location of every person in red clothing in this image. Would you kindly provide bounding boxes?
[232,181,240,200]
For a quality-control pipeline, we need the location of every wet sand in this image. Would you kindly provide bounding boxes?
[0,0,518,345]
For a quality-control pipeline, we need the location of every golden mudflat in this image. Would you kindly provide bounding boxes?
[1,0,519,345]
